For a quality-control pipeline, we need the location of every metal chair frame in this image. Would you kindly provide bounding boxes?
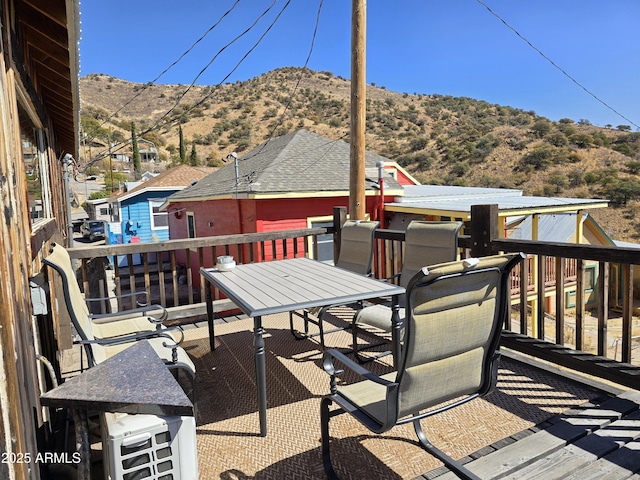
[289,220,379,349]
[44,243,196,406]
[351,220,463,362]
[320,253,524,479]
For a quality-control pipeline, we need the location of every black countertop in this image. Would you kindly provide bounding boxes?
[41,340,193,416]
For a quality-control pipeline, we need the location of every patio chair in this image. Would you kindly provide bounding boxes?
[351,220,462,362]
[43,243,196,399]
[289,219,379,349]
[320,252,524,480]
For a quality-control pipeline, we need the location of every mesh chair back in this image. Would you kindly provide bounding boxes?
[335,220,379,276]
[44,243,94,342]
[400,221,463,289]
[396,253,521,419]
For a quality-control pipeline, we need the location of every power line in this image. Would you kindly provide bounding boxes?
[86,1,286,164]
[151,0,283,130]
[245,0,324,161]
[112,1,291,154]
[96,0,242,130]
[476,0,639,129]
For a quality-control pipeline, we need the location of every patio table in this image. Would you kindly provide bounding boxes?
[40,340,193,480]
[201,256,405,436]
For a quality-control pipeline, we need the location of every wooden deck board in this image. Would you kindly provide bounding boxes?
[428,391,640,480]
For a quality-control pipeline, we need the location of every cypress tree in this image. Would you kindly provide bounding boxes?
[190,143,198,166]
[131,122,141,180]
[179,125,186,164]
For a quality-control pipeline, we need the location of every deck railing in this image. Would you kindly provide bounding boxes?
[67,227,328,313]
[63,205,640,390]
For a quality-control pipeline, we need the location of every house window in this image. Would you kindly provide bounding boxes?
[149,200,168,229]
[18,97,50,223]
[187,213,196,239]
[309,219,334,263]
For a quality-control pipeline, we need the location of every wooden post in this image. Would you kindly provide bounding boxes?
[622,263,633,363]
[350,0,366,220]
[470,204,498,257]
[555,257,566,345]
[597,261,609,356]
[333,206,347,264]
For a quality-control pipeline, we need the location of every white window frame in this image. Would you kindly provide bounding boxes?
[149,199,169,230]
[187,213,196,239]
[307,215,335,263]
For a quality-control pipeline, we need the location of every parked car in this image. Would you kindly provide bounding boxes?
[80,220,105,241]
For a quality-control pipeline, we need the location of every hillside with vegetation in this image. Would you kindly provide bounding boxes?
[79,67,640,242]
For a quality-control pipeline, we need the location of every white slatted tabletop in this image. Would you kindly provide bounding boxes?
[200,257,405,437]
[201,257,404,317]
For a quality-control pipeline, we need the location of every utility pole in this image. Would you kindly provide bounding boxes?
[108,129,114,192]
[350,0,366,220]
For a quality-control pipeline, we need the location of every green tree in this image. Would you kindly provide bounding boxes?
[179,125,186,164]
[531,120,552,138]
[189,143,198,166]
[520,145,556,170]
[548,171,568,194]
[568,133,593,149]
[131,122,141,180]
[605,178,640,205]
[568,168,584,187]
[627,161,640,174]
[613,143,636,157]
[545,132,568,147]
[103,172,127,192]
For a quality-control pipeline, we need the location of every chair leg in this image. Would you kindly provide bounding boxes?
[413,419,480,480]
[351,321,390,364]
[320,397,340,480]
[290,308,351,350]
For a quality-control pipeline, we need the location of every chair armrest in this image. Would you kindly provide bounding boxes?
[322,348,396,387]
[382,272,400,283]
[85,290,150,306]
[76,325,184,347]
[89,303,168,324]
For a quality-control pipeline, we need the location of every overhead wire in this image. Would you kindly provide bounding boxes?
[84,0,349,199]
[151,0,282,130]
[86,1,285,165]
[476,0,639,129]
[247,0,325,161]
[97,0,242,128]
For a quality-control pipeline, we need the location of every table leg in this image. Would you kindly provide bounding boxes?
[205,280,215,351]
[390,294,401,369]
[253,315,267,436]
[72,408,90,480]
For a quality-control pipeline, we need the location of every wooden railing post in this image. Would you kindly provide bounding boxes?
[470,204,498,257]
[333,206,347,263]
[597,261,609,356]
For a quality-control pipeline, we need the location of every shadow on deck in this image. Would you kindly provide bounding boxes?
[57,310,640,480]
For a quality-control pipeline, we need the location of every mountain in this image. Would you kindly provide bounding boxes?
[79,67,640,242]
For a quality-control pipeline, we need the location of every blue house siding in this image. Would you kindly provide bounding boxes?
[119,190,176,243]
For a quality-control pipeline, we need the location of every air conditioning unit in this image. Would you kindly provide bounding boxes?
[101,412,198,479]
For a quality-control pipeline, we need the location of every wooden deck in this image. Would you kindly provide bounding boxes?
[427,390,640,479]
[57,311,640,480]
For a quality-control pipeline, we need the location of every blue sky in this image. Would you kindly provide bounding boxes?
[79,0,640,129]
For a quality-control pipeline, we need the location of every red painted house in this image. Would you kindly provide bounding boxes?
[163,129,416,283]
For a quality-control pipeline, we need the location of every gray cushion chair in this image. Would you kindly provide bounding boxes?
[44,243,196,404]
[351,220,463,362]
[289,219,379,349]
[321,252,524,480]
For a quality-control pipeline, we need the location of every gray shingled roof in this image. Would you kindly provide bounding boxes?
[167,130,402,201]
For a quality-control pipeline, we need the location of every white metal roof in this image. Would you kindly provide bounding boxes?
[386,185,609,218]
